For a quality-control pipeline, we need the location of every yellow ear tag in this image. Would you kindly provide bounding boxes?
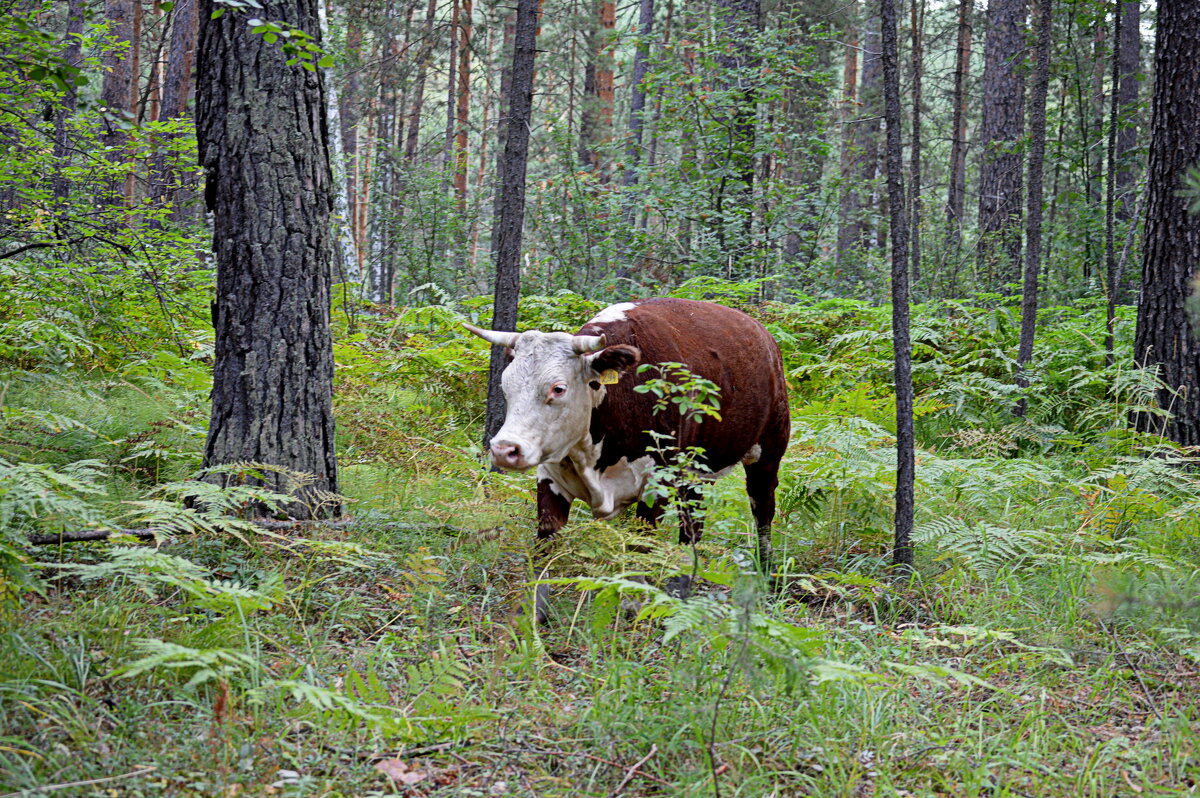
[599,369,621,385]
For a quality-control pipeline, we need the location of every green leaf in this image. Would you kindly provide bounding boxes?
[317,54,334,68]
[211,8,224,18]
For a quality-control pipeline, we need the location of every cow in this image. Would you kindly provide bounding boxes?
[465,298,790,619]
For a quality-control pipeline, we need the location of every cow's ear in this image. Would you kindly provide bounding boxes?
[586,344,640,376]
[504,347,515,364]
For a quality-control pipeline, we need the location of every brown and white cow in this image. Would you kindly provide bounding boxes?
[466,298,789,617]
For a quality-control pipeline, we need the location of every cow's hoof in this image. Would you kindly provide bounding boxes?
[664,574,692,599]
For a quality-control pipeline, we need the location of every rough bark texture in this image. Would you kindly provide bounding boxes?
[1015,0,1051,415]
[1133,0,1200,446]
[1105,0,1124,361]
[484,0,540,449]
[843,8,883,257]
[880,0,913,569]
[946,0,972,249]
[976,0,1027,286]
[196,0,339,515]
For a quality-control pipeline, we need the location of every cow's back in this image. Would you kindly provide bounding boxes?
[579,299,789,473]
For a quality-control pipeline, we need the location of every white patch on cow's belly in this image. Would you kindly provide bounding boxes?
[704,444,764,480]
[540,455,654,520]
[586,302,638,325]
[741,444,762,465]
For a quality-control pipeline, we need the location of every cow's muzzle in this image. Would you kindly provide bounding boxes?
[490,440,532,471]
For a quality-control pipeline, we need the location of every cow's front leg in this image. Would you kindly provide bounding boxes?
[530,477,571,622]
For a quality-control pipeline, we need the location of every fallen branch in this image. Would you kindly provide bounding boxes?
[608,743,658,797]
[0,766,157,797]
[25,520,464,545]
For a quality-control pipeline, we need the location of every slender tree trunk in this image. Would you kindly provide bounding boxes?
[484,0,540,450]
[443,0,461,186]
[880,0,913,569]
[977,0,1027,288]
[836,17,860,268]
[319,0,360,289]
[196,0,339,516]
[715,0,761,269]
[909,0,924,293]
[1115,0,1140,225]
[1015,0,1052,417]
[851,9,883,254]
[1104,0,1124,364]
[946,0,972,253]
[454,0,472,207]
[151,0,198,219]
[620,0,654,226]
[1133,0,1200,446]
[405,0,437,164]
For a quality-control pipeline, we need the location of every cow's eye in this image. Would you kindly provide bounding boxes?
[548,383,567,402]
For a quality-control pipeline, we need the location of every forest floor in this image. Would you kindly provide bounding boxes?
[3,299,1200,796]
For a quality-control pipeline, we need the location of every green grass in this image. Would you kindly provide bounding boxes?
[2,298,1199,796]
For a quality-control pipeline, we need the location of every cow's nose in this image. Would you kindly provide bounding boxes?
[491,442,524,469]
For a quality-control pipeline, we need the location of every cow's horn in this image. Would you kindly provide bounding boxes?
[571,333,607,354]
[463,323,520,349]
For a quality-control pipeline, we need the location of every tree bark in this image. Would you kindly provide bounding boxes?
[1014,0,1052,417]
[1115,0,1140,225]
[151,0,198,220]
[880,0,913,569]
[620,0,654,219]
[945,0,972,253]
[454,0,473,208]
[714,0,761,268]
[319,0,361,289]
[100,0,140,206]
[976,0,1027,287]
[1133,0,1200,447]
[1104,0,1124,364]
[483,0,540,450]
[909,0,924,293]
[196,0,339,516]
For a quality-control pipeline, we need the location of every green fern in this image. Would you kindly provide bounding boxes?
[914,518,1054,577]
[113,639,262,689]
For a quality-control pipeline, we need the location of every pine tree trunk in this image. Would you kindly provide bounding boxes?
[851,9,883,253]
[1115,0,1140,224]
[977,0,1027,287]
[319,0,361,289]
[196,0,339,516]
[714,0,761,269]
[1133,0,1200,446]
[443,0,461,187]
[909,0,924,293]
[880,0,913,569]
[100,0,139,206]
[945,0,972,253]
[1104,0,1124,363]
[484,0,540,449]
[454,0,472,208]
[620,0,654,219]
[1014,0,1051,417]
[151,0,198,220]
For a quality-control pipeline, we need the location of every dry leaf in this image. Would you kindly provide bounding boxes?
[375,758,429,786]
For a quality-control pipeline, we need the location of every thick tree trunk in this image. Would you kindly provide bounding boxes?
[1015,0,1052,417]
[880,0,913,569]
[483,0,539,450]
[196,0,339,516]
[976,0,1027,287]
[1133,0,1200,446]
[945,0,972,252]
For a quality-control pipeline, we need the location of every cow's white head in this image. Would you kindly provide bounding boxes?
[465,324,640,471]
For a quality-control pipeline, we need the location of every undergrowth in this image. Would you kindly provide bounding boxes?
[1,287,1198,795]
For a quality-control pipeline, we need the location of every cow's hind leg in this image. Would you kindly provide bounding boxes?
[529,478,571,622]
[744,453,782,582]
